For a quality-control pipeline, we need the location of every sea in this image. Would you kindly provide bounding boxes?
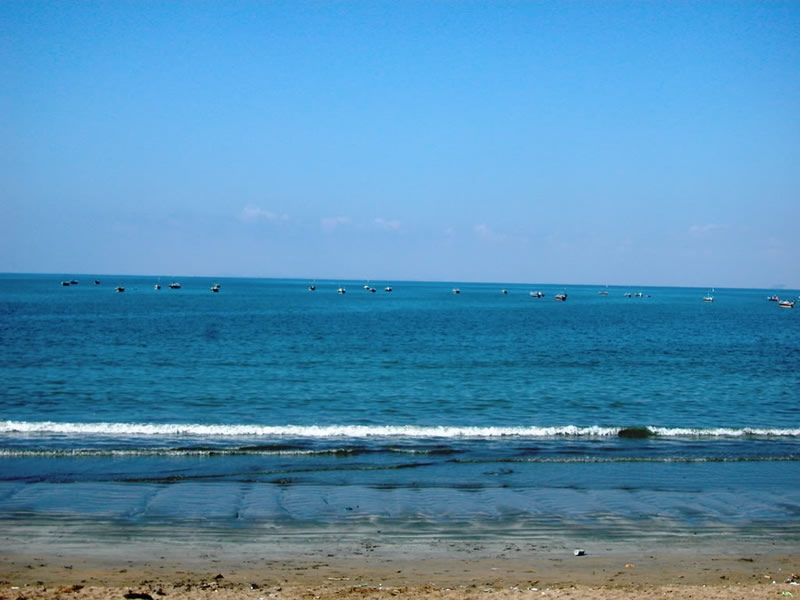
[1,274,799,558]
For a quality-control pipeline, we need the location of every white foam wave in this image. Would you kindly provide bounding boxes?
[1,421,798,438]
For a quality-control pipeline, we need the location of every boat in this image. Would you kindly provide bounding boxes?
[94,280,101,285]
[703,289,714,302]
[384,286,393,292]
[555,293,567,301]
[61,281,71,286]
[168,282,181,289]
[778,299,795,308]
[501,289,508,294]
[154,283,161,290]
[767,295,780,302]
[337,287,347,294]
[307,283,316,291]
[210,283,220,293]
[529,291,544,298]
[452,288,460,294]
[115,286,125,293]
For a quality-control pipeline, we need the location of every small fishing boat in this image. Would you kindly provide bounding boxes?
[115,286,125,293]
[452,288,460,294]
[767,295,780,302]
[210,283,220,293]
[778,299,795,308]
[168,282,181,289]
[529,291,544,298]
[555,293,567,301]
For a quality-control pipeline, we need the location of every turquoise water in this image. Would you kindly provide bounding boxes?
[1,274,799,541]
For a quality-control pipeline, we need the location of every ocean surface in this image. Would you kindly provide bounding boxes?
[1,274,799,551]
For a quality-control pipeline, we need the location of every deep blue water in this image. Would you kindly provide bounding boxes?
[1,274,799,539]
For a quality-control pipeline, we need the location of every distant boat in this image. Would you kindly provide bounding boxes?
[778,299,795,308]
[115,286,125,293]
[767,295,780,302]
[555,293,567,301]
[452,288,460,294]
[168,282,181,289]
[599,290,608,296]
[501,289,508,294]
[529,291,544,298]
[94,280,101,285]
[703,295,714,302]
[210,283,220,293]
[337,287,347,294]
[307,283,316,291]
[384,286,393,292]
[154,283,161,290]
[61,281,71,287]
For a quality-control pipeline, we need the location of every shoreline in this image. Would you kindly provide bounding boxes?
[2,521,798,599]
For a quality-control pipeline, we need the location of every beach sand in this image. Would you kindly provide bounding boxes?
[2,523,798,600]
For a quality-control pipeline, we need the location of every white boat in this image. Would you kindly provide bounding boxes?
[452,288,460,294]
[337,287,347,294]
[210,283,220,293]
[555,293,567,301]
[529,291,544,298]
[778,299,795,308]
[384,286,393,292]
[154,283,161,290]
[168,282,181,289]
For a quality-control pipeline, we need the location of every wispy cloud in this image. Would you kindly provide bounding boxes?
[321,216,352,231]
[240,206,288,222]
[688,223,724,238]
[474,223,506,242]
[373,217,401,231]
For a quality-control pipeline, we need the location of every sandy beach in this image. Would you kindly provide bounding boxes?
[2,522,798,600]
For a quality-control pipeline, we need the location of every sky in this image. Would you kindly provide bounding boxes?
[2,1,799,289]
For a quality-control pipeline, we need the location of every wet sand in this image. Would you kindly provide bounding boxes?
[2,521,798,600]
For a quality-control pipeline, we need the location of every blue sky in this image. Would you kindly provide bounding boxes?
[2,1,798,288]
